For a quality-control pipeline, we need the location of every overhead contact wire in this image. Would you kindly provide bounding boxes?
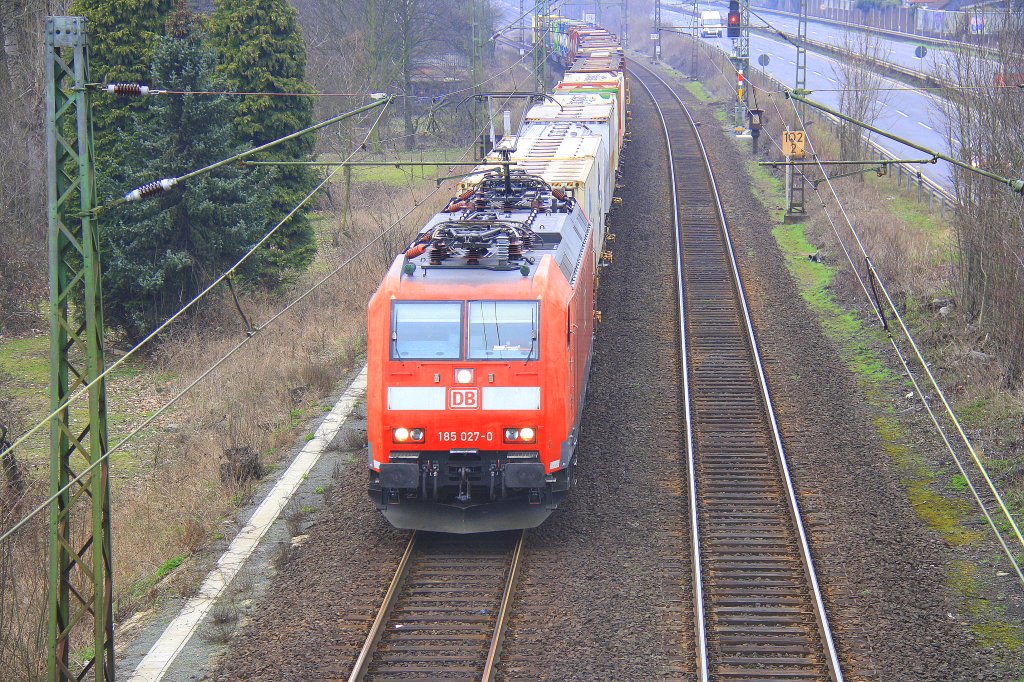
[1,89,509,545]
[0,98,392,542]
[0,39,537,468]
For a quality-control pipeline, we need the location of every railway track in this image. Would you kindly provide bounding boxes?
[347,530,524,681]
[628,61,844,681]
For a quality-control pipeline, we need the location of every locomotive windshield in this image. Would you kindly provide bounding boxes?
[468,301,539,360]
[391,302,462,359]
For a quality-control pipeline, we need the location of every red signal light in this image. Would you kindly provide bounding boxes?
[724,9,741,36]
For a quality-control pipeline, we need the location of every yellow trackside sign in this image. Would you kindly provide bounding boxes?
[783,130,806,158]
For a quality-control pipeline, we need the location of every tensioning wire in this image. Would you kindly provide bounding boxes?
[0,97,391,476]
[787,95,1024,583]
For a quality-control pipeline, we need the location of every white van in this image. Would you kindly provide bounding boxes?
[700,10,724,38]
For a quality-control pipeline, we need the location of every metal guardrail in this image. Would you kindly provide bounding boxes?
[770,30,945,89]
[744,4,992,53]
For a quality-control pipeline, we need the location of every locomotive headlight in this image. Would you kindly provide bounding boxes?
[393,427,425,443]
[455,368,475,384]
[503,427,537,444]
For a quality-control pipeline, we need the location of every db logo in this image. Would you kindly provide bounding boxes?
[448,388,479,409]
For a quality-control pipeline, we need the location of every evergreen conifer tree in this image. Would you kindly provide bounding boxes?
[208,0,318,281]
[71,0,174,195]
[102,2,271,339]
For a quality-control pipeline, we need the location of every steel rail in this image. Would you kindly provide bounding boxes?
[628,60,844,681]
[347,531,419,682]
[626,67,709,682]
[481,530,526,681]
[348,530,524,681]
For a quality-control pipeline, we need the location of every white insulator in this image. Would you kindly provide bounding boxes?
[104,83,152,97]
[124,177,178,202]
[497,234,509,266]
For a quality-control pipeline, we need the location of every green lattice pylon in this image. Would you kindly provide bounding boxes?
[471,0,485,156]
[45,16,114,682]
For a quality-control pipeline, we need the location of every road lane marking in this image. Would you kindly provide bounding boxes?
[918,121,934,130]
[896,110,909,117]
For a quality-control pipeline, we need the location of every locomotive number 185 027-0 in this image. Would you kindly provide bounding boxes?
[439,431,495,443]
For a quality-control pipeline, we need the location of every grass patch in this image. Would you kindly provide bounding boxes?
[948,560,1024,650]
[868,173,951,256]
[756,154,1019,644]
[772,212,978,547]
[948,474,969,492]
[955,390,1021,431]
[0,334,162,473]
[747,161,786,224]
[321,148,469,187]
[684,80,712,103]
[155,554,185,580]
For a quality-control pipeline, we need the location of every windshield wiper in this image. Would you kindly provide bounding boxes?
[391,331,404,364]
[524,310,537,365]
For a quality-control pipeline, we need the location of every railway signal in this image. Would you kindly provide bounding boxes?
[727,0,741,37]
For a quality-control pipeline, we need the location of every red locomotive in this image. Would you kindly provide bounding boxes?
[366,23,624,533]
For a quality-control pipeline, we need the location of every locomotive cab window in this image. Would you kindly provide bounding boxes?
[468,301,539,360]
[391,302,462,359]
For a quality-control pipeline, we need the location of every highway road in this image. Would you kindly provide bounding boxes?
[684,1,942,73]
[664,3,956,192]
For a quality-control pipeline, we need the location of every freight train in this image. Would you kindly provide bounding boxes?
[366,22,625,533]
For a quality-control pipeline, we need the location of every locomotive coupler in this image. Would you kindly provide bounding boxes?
[456,466,471,502]
[489,464,499,500]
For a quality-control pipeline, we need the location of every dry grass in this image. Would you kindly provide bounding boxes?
[107,177,444,598]
[661,32,953,299]
[0,506,48,682]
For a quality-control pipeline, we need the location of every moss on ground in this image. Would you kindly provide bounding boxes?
[684,80,712,103]
[948,560,1024,649]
